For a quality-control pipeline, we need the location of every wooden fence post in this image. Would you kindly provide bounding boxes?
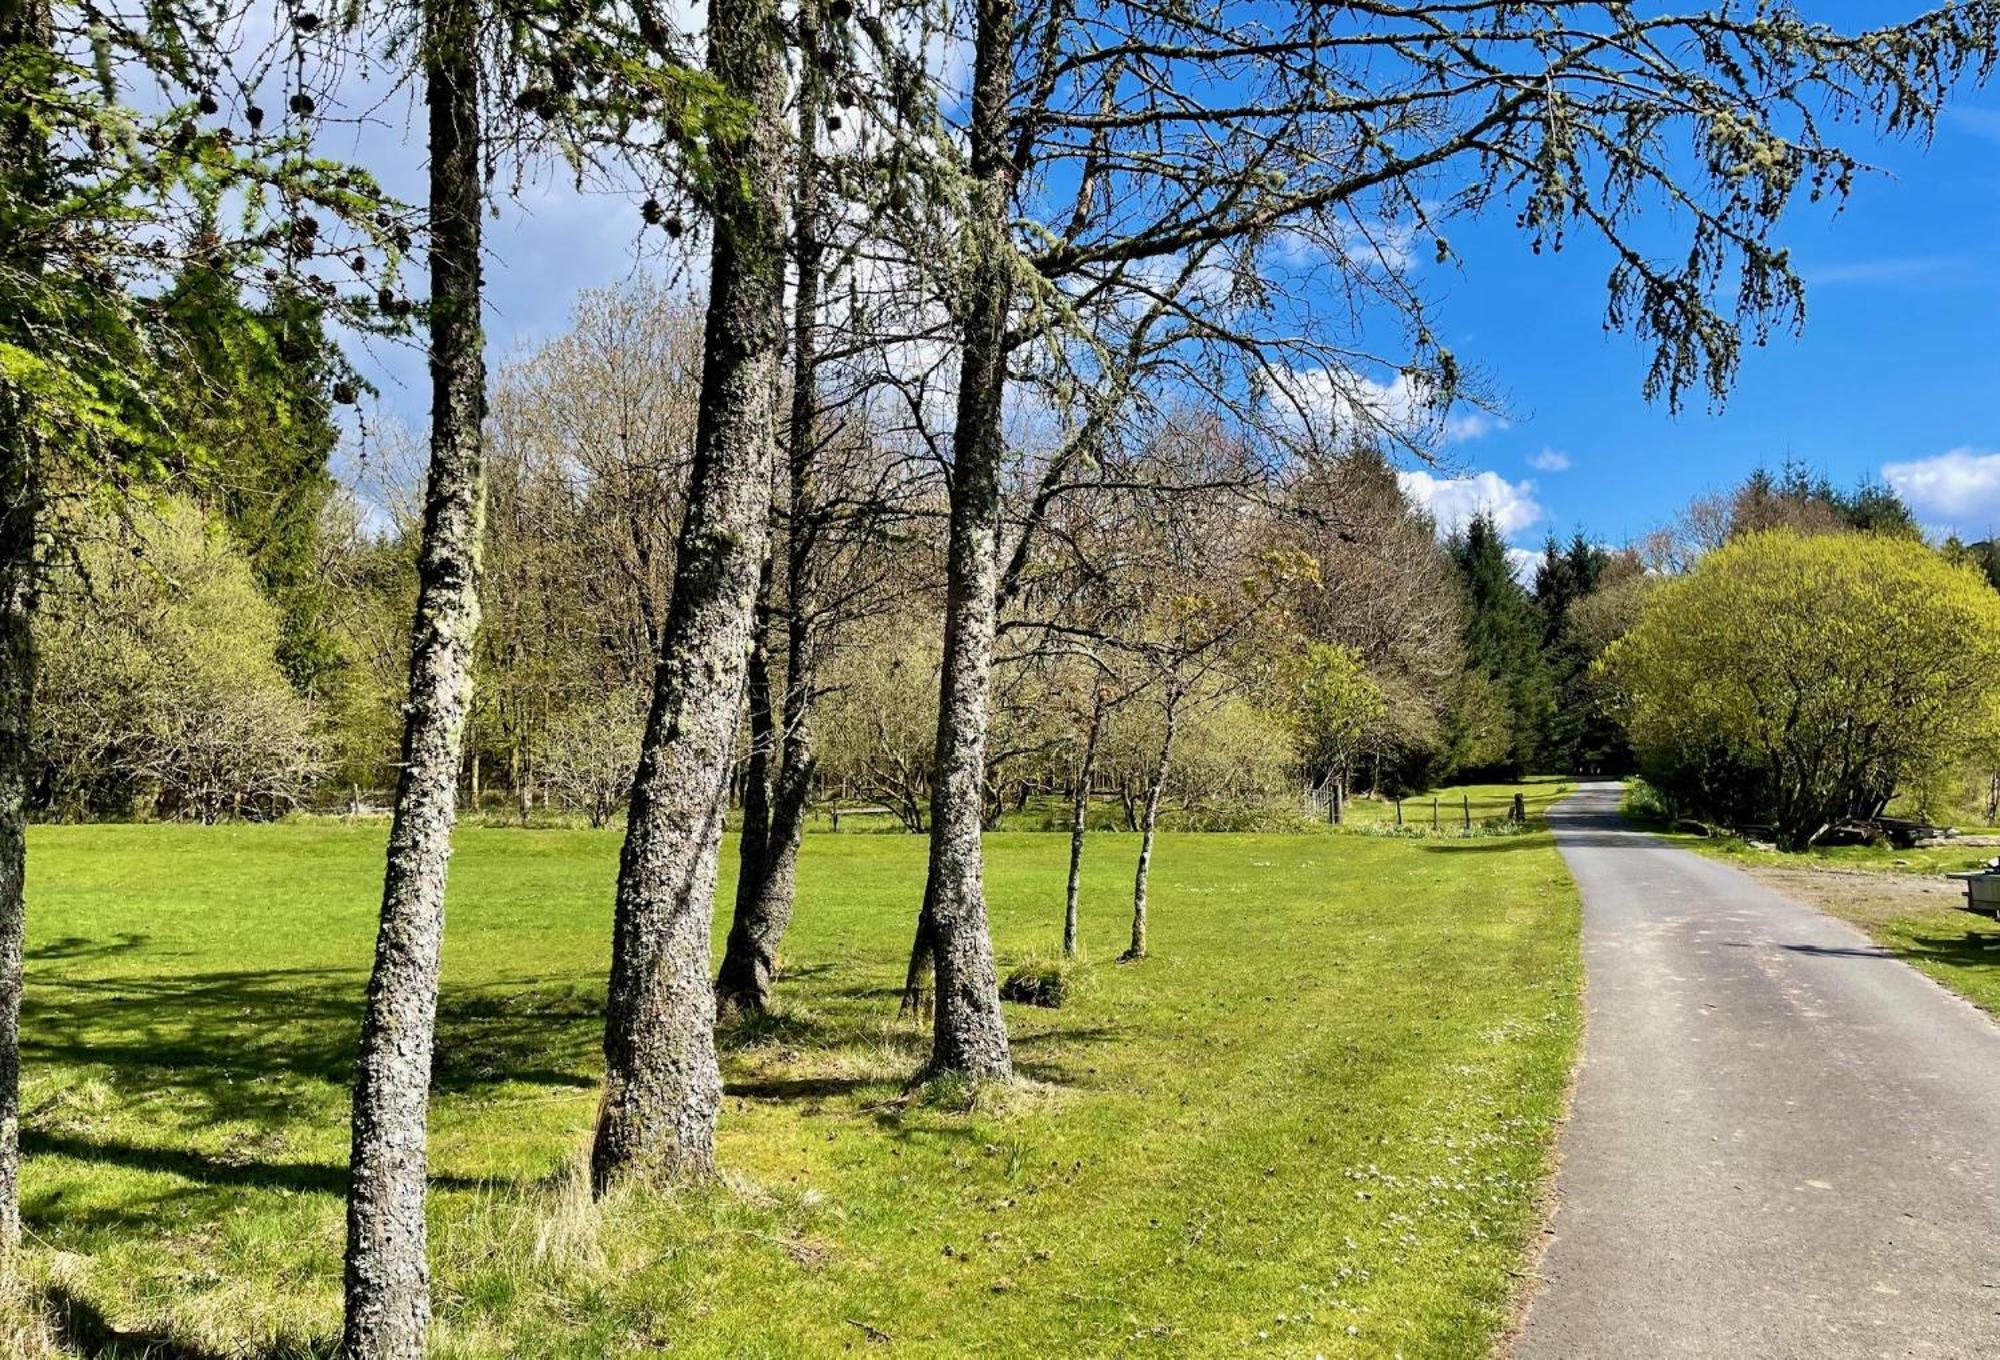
[1462,793,1470,830]
[1431,796,1439,831]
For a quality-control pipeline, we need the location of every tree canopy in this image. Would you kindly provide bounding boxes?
[1604,530,2000,848]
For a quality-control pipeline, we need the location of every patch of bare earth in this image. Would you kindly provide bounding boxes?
[1740,862,1965,932]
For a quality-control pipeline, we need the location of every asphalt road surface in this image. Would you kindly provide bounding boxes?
[1511,783,2000,1358]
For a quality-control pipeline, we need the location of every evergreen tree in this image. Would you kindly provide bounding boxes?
[158,261,344,692]
[1449,513,1552,776]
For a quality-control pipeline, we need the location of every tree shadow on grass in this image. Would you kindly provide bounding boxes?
[44,1282,328,1360]
[1882,928,2000,970]
[23,966,605,1128]
[23,1129,494,1197]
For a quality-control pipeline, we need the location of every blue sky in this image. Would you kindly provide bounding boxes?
[1398,92,2000,555]
[343,7,2000,557]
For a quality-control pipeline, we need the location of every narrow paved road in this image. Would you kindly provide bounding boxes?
[1512,783,2000,1358]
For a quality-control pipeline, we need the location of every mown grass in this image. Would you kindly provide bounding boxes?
[3,821,1580,1358]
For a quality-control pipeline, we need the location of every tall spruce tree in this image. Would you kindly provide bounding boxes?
[1451,513,1552,776]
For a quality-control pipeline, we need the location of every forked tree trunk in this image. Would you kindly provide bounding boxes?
[914,0,1017,1082]
[900,875,937,1018]
[341,0,486,1349]
[592,0,786,1191]
[1124,688,1179,963]
[1062,690,1106,958]
[0,0,50,1254]
[716,5,826,1017]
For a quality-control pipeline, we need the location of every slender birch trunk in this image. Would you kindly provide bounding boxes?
[592,0,787,1190]
[716,2,825,1016]
[1062,689,1106,958]
[340,0,486,1347]
[915,0,1017,1080]
[0,0,50,1253]
[1124,687,1179,963]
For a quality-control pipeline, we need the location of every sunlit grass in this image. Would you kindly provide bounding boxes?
[1337,776,1573,832]
[5,821,1580,1357]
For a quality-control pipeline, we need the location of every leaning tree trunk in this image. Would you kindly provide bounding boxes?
[715,5,826,1017]
[0,0,51,1254]
[912,0,1017,1082]
[591,0,787,1192]
[1124,688,1179,963]
[341,0,486,1349]
[1062,689,1106,958]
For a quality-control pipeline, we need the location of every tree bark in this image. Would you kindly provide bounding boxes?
[0,0,50,1254]
[915,0,1017,1082]
[592,0,787,1191]
[1062,689,1106,958]
[899,874,937,1018]
[716,4,825,1017]
[341,0,486,1349]
[1124,688,1179,963]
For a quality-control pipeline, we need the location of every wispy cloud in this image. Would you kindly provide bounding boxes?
[1946,106,2000,144]
[1526,447,1571,472]
[1800,256,1964,287]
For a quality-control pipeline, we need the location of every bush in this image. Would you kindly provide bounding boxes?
[999,953,1088,1009]
[1602,531,2000,849]
[36,499,319,821]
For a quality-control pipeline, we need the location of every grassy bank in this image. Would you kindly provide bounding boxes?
[4,822,1579,1357]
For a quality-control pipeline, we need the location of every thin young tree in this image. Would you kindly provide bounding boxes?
[718,0,832,1016]
[340,0,488,1345]
[592,0,790,1189]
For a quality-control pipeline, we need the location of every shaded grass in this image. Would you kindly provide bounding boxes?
[6,822,1580,1357]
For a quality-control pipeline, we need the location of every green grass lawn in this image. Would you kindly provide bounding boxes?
[3,822,1580,1358]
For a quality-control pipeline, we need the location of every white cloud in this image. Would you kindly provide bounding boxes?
[1506,546,1543,585]
[1397,469,1544,538]
[1526,447,1571,472]
[1882,447,2000,535]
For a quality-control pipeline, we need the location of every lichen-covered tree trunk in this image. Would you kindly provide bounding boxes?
[1062,690,1105,958]
[592,0,786,1190]
[917,0,1017,1081]
[0,0,51,1254]
[716,6,824,1017]
[0,396,31,1256]
[341,0,486,1348]
[1124,689,1179,963]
